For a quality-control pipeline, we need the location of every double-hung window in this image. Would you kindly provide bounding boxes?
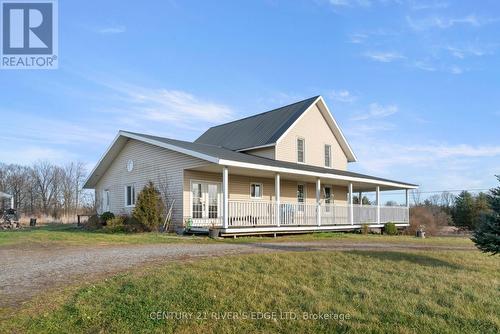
[250,183,263,199]
[297,184,305,212]
[324,144,331,167]
[125,185,136,207]
[297,138,305,163]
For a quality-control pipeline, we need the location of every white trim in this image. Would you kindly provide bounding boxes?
[297,182,306,210]
[237,143,276,152]
[316,96,357,162]
[219,223,409,234]
[189,179,223,222]
[86,130,416,191]
[83,132,122,188]
[250,182,264,199]
[275,96,357,162]
[124,184,136,208]
[218,159,418,189]
[324,144,332,168]
[222,166,229,229]
[296,136,305,164]
[121,131,219,164]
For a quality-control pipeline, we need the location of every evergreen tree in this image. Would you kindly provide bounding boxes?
[472,176,500,255]
[132,181,165,231]
[452,191,475,230]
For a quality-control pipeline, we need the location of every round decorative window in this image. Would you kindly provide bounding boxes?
[126,159,134,172]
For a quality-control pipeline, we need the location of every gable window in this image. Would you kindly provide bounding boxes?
[324,144,331,167]
[250,183,263,199]
[297,183,305,211]
[297,138,305,163]
[125,185,136,207]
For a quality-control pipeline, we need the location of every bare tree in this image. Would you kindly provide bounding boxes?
[411,189,422,206]
[31,161,58,215]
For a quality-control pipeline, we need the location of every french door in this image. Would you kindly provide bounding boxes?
[191,181,222,226]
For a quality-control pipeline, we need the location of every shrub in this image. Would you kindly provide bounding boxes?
[83,214,103,230]
[132,181,165,232]
[385,222,398,235]
[100,211,115,223]
[361,224,369,235]
[103,216,126,233]
[123,216,149,233]
[409,206,452,236]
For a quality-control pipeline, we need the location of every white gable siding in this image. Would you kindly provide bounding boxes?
[94,139,208,229]
[275,104,348,170]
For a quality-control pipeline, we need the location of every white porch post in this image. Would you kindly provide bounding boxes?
[275,173,281,227]
[348,183,354,225]
[10,196,14,209]
[316,178,321,226]
[222,166,229,229]
[406,189,410,223]
[358,191,362,206]
[376,186,380,225]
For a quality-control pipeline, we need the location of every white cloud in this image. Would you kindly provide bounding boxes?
[328,90,357,103]
[126,88,234,123]
[329,0,372,7]
[96,25,126,34]
[413,60,436,72]
[409,1,449,11]
[445,45,488,59]
[0,146,78,165]
[449,66,463,75]
[364,51,405,62]
[406,15,498,31]
[0,113,112,146]
[349,140,500,191]
[351,103,398,120]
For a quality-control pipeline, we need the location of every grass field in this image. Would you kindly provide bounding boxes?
[0,223,474,248]
[1,249,498,333]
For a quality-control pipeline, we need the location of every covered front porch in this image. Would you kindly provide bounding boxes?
[183,164,414,236]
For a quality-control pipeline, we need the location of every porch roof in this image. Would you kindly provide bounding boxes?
[108,131,417,190]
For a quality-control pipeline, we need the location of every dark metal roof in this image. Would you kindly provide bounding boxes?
[194,96,320,151]
[124,131,417,187]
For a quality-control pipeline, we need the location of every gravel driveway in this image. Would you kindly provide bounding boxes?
[0,241,474,307]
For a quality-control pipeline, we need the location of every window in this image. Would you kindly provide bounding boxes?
[297,138,305,163]
[250,183,263,199]
[125,185,136,207]
[324,186,332,212]
[297,184,305,211]
[103,189,110,211]
[324,144,331,167]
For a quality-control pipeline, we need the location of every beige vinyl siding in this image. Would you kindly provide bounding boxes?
[275,104,348,170]
[182,171,348,218]
[242,146,275,159]
[95,139,208,229]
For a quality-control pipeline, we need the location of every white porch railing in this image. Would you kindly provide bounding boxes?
[188,200,409,228]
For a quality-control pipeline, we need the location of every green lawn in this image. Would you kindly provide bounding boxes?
[0,224,212,247]
[2,250,498,333]
[0,223,474,248]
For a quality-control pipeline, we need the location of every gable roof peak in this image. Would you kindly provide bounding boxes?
[194,95,320,151]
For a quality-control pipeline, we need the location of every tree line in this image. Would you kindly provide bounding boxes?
[0,161,94,220]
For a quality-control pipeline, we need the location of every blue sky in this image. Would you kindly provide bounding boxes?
[1,0,499,197]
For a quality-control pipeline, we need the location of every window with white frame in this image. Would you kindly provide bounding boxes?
[103,189,110,211]
[324,144,331,167]
[297,138,305,163]
[297,183,305,211]
[125,185,136,207]
[250,183,263,199]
